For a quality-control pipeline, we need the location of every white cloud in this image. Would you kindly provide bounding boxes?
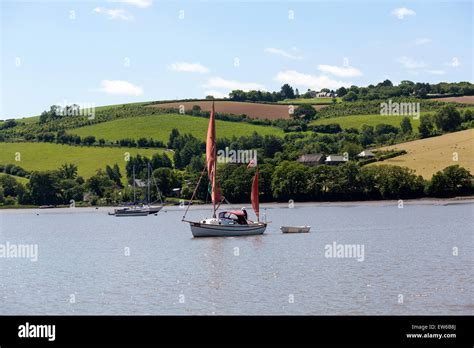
[203,77,266,91]
[274,70,350,90]
[391,7,416,20]
[168,62,209,73]
[264,48,303,60]
[203,90,228,98]
[317,64,362,78]
[414,38,432,45]
[99,80,143,96]
[446,57,460,67]
[93,7,133,21]
[425,69,445,75]
[398,56,426,69]
[108,0,152,8]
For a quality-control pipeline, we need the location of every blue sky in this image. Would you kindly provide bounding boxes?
[1,0,472,119]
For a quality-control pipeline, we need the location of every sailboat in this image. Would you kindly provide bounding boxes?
[112,164,163,217]
[182,102,267,237]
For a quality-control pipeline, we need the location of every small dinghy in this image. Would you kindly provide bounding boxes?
[280,226,311,233]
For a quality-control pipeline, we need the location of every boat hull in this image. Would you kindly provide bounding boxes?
[115,211,149,217]
[146,206,163,214]
[280,226,311,233]
[190,222,266,237]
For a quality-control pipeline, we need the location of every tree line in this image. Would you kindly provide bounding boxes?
[227,81,474,103]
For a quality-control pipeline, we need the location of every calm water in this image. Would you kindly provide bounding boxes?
[0,202,473,315]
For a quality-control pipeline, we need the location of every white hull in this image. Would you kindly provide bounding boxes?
[190,221,266,237]
[281,226,311,233]
[145,206,163,214]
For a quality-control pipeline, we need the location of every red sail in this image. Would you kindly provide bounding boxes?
[251,167,260,221]
[206,102,220,205]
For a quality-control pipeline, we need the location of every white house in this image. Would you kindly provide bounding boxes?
[325,155,348,165]
[357,150,375,158]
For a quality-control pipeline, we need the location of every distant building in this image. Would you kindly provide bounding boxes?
[170,188,181,197]
[325,155,348,165]
[357,150,375,158]
[316,91,337,98]
[134,179,147,188]
[297,154,326,166]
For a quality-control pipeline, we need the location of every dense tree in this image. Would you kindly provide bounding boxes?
[29,171,61,205]
[400,117,413,134]
[426,165,473,197]
[336,87,347,97]
[292,104,317,121]
[359,125,375,146]
[418,114,435,138]
[280,84,295,99]
[58,163,78,180]
[192,105,202,116]
[342,91,358,102]
[152,167,181,195]
[434,105,462,132]
[86,169,114,197]
[271,161,309,200]
[375,124,399,136]
[105,164,122,187]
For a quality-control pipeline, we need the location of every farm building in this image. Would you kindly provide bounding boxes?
[316,91,337,98]
[325,155,348,165]
[297,154,326,166]
[357,150,375,158]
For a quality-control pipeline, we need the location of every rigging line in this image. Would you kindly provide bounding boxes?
[182,162,208,221]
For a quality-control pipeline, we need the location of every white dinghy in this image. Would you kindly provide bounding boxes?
[280,226,311,233]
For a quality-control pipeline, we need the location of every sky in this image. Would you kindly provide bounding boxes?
[0,0,472,119]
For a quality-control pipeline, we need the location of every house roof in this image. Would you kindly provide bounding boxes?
[325,155,347,162]
[357,150,375,157]
[134,179,147,187]
[297,154,325,163]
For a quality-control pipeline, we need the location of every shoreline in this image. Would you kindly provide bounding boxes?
[1,196,473,212]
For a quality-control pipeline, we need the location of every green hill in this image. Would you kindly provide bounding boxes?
[0,142,164,178]
[68,113,283,142]
[310,114,422,131]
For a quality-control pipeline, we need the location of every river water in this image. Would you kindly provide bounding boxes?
[0,202,473,315]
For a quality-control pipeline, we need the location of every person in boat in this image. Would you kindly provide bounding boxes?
[218,210,248,225]
[241,207,248,220]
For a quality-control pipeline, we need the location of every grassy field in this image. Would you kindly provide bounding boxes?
[279,97,341,105]
[68,113,283,142]
[0,142,165,178]
[310,114,423,131]
[370,129,474,179]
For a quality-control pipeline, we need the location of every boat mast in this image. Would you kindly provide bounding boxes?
[133,166,136,204]
[147,163,151,205]
[206,101,220,218]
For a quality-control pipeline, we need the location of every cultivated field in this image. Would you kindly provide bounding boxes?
[68,113,283,142]
[0,142,164,178]
[149,101,323,120]
[371,129,474,178]
[310,114,422,130]
[432,96,474,104]
[278,97,341,105]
